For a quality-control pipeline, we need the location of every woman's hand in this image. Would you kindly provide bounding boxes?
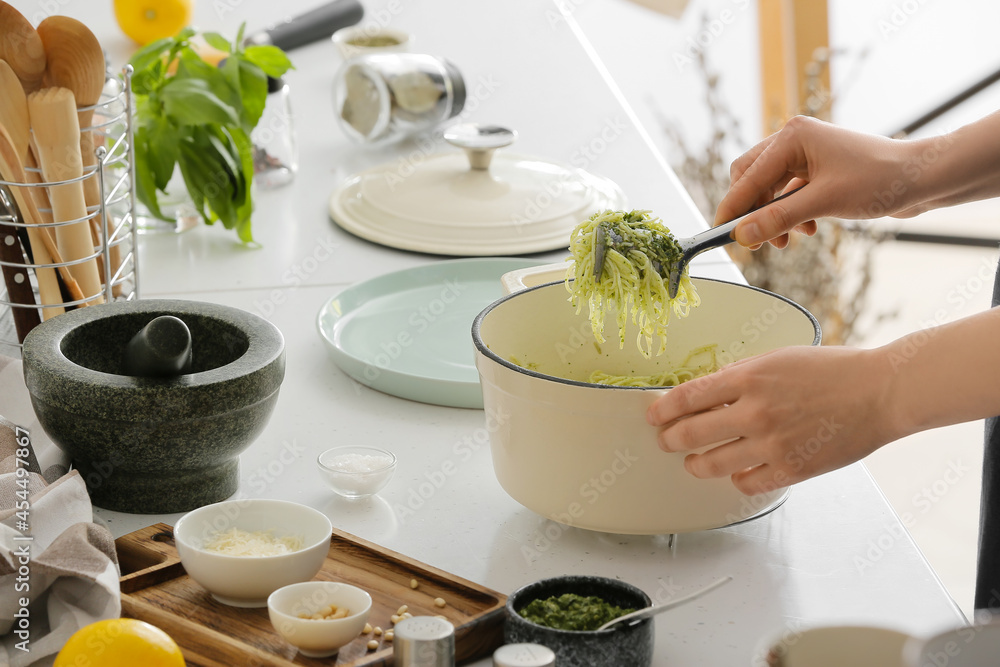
[645,346,901,494]
[718,116,927,249]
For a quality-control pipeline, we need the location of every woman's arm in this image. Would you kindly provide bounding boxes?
[718,112,1000,248]
[646,307,1000,494]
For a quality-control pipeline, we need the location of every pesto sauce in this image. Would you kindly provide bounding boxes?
[600,211,682,279]
[347,34,402,47]
[519,593,635,631]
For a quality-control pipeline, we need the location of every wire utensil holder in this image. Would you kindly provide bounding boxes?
[0,66,139,352]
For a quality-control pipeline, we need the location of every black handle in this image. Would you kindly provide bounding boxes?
[249,0,365,51]
[0,221,40,342]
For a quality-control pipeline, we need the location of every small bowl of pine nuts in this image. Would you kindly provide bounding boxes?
[267,581,372,658]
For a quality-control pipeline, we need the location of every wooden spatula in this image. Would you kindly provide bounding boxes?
[28,87,103,304]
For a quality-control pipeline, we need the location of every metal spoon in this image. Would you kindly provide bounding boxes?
[593,187,804,299]
[595,575,732,632]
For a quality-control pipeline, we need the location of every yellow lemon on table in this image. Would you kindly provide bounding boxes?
[54,618,185,667]
[114,0,194,46]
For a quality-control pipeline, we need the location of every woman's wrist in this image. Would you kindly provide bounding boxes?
[861,344,915,445]
[892,111,1000,214]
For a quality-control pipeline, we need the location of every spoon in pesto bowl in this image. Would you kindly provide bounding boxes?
[596,575,733,632]
[593,186,805,300]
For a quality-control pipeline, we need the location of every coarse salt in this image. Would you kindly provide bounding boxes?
[326,452,393,473]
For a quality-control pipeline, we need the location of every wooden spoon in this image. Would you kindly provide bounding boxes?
[37,17,104,128]
[0,2,45,93]
[37,16,121,295]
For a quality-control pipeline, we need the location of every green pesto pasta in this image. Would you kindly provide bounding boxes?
[588,344,719,387]
[567,210,700,357]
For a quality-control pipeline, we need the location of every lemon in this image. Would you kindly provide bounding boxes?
[114,0,194,46]
[55,618,186,667]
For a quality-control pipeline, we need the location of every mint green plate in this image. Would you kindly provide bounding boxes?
[317,258,544,408]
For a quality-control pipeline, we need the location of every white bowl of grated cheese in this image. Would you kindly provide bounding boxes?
[317,446,397,498]
[173,498,333,607]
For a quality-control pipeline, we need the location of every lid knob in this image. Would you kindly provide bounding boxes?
[443,123,517,171]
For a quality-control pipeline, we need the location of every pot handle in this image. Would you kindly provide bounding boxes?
[500,262,572,295]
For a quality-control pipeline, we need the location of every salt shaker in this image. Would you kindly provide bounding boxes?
[252,76,298,189]
[393,616,455,667]
[334,53,466,144]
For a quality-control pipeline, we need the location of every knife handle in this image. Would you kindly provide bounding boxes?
[0,220,41,342]
[245,0,364,51]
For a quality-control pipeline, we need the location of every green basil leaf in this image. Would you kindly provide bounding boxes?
[225,126,254,207]
[220,56,242,108]
[201,32,232,53]
[130,60,165,97]
[228,127,256,243]
[176,144,208,220]
[128,37,176,74]
[234,22,247,54]
[204,128,242,198]
[242,45,294,78]
[146,117,180,191]
[237,60,268,130]
[134,127,168,221]
[178,128,242,232]
[160,77,239,127]
[176,47,241,110]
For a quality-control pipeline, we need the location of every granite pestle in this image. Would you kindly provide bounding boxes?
[122,315,193,377]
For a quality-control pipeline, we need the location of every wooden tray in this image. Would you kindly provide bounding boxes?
[115,524,506,666]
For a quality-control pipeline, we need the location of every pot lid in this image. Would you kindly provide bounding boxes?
[328,123,626,255]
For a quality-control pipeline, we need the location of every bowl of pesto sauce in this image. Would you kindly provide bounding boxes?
[505,575,653,667]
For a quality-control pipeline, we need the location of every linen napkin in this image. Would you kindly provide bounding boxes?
[0,353,121,667]
[0,355,67,484]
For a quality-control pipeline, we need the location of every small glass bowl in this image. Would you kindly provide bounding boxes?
[331,26,412,60]
[317,446,397,499]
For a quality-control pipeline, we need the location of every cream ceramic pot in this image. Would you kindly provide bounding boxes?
[472,277,821,534]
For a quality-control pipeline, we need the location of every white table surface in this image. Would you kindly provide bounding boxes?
[18,0,966,663]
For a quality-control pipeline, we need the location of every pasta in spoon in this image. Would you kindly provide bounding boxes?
[566,209,700,358]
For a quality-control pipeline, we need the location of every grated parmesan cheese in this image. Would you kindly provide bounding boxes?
[201,528,304,557]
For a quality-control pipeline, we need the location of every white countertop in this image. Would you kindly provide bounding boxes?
[19,0,966,663]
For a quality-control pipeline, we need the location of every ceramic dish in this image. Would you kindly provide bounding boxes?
[902,619,1000,667]
[268,581,372,658]
[317,258,542,408]
[173,499,333,608]
[328,148,625,256]
[505,575,653,667]
[757,625,910,667]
